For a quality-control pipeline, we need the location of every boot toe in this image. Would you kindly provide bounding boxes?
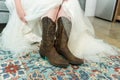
[51,59,69,68]
[69,58,84,65]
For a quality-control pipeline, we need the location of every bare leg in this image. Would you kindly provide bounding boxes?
[57,6,71,36]
[57,6,71,20]
[41,6,60,22]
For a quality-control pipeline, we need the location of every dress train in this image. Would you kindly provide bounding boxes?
[0,0,119,61]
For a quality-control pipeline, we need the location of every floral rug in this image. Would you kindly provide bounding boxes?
[0,50,120,80]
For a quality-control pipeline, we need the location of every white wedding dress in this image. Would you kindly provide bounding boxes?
[1,0,119,62]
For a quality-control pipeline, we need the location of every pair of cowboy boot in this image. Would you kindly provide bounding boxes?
[39,17,83,67]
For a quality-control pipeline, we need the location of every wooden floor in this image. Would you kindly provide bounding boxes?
[89,17,120,48]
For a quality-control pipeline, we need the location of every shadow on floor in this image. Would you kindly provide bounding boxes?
[0,24,6,32]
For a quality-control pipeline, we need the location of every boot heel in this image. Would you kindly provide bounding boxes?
[39,51,46,59]
[41,53,45,59]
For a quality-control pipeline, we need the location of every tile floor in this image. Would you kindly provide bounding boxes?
[89,17,120,48]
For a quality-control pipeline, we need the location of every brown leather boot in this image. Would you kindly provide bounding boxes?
[55,17,84,65]
[39,17,69,67]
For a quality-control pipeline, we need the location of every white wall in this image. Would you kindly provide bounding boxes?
[85,0,97,16]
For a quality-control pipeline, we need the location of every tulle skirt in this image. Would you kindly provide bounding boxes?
[1,0,119,62]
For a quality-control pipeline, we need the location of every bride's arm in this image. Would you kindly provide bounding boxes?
[14,0,27,23]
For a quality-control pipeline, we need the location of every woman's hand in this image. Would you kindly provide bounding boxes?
[17,8,27,24]
[14,0,27,24]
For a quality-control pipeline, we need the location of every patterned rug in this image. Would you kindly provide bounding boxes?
[0,50,120,80]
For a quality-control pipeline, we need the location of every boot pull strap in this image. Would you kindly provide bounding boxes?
[55,0,64,22]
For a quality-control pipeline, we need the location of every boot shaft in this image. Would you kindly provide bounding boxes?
[56,17,72,48]
[41,17,56,47]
